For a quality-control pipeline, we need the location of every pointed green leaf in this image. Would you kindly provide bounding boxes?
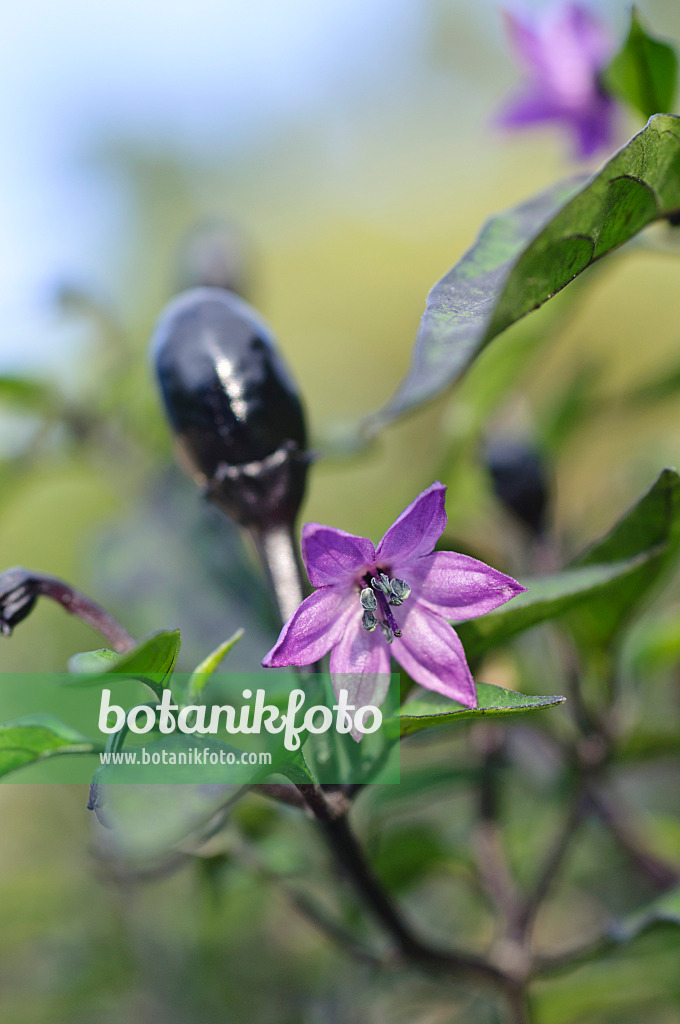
[568,468,680,645]
[187,628,244,697]
[68,648,121,673]
[456,558,653,662]
[389,683,565,740]
[604,9,678,121]
[370,115,680,427]
[456,470,680,658]
[66,629,182,698]
[0,714,96,778]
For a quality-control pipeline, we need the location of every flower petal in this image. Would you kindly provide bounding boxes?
[569,97,617,159]
[392,602,477,706]
[262,587,353,667]
[375,482,447,565]
[497,89,565,129]
[330,612,392,740]
[503,10,546,76]
[393,551,526,621]
[301,523,375,588]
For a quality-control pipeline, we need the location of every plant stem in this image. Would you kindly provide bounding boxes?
[514,789,584,941]
[35,575,135,652]
[249,523,306,625]
[506,984,531,1024]
[588,786,679,891]
[295,783,506,985]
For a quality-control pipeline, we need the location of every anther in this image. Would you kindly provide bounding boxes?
[362,610,377,632]
[360,587,377,611]
[388,578,411,605]
[371,575,391,595]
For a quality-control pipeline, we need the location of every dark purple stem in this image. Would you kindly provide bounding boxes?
[0,567,134,653]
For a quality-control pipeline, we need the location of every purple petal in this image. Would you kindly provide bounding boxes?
[262,586,353,667]
[375,482,447,565]
[569,95,617,158]
[503,10,546,75]
[498,89,565,129]
[557,4,612,70]
[392,602,477,706]
[301,523,375,588]
[330,614,392,740]
[392,551,526,621]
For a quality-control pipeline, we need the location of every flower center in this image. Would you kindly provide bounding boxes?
[359,572,411,643]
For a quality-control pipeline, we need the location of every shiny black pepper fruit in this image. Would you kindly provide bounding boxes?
[152,287,309,529]
[485,437,549,537]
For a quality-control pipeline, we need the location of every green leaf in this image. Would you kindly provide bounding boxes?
[68,648,121,673]
[0,714,96,778]
[604,9,678,121]
[568,468,680,646]
[370,115,680,427]
[389,683,565,740]
[456,559,652,662]
[457,469,680,658]
[66,629,182,698]
[187,628,244,697]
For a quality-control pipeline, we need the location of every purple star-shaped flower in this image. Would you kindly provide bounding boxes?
[498,4,617,159]
[262,482,525,709]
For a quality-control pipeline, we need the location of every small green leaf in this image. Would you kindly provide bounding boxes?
[66,630,181,697]
[604,9,678,120]
[68,648,121,673]
[370,115,680,427]
[457,469,680,657]
[0,714,96,778]
[187,628,244,697]
[389,683,565,740]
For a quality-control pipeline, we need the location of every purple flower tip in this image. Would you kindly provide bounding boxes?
[498,4,618,159]
[262,482,526,723]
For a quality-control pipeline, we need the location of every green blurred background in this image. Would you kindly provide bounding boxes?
[1,1,679,1020]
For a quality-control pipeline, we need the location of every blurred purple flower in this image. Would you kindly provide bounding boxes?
[498,4,617,158]
[263,482,525,709]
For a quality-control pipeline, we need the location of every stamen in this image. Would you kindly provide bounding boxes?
[388,578,411,605]
[362,610,377,632]
[360,587,377,611]
[371,574,391,595]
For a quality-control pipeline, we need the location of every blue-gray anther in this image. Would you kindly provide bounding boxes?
[371,574,390,595]
[388,577,411,606]
[360,587,377,611]
[379,620,394,644]
[362,610,377,632]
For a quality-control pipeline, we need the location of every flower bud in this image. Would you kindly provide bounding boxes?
[152,287,309,529]
[0,568,37,636]
[485,437,549,536]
